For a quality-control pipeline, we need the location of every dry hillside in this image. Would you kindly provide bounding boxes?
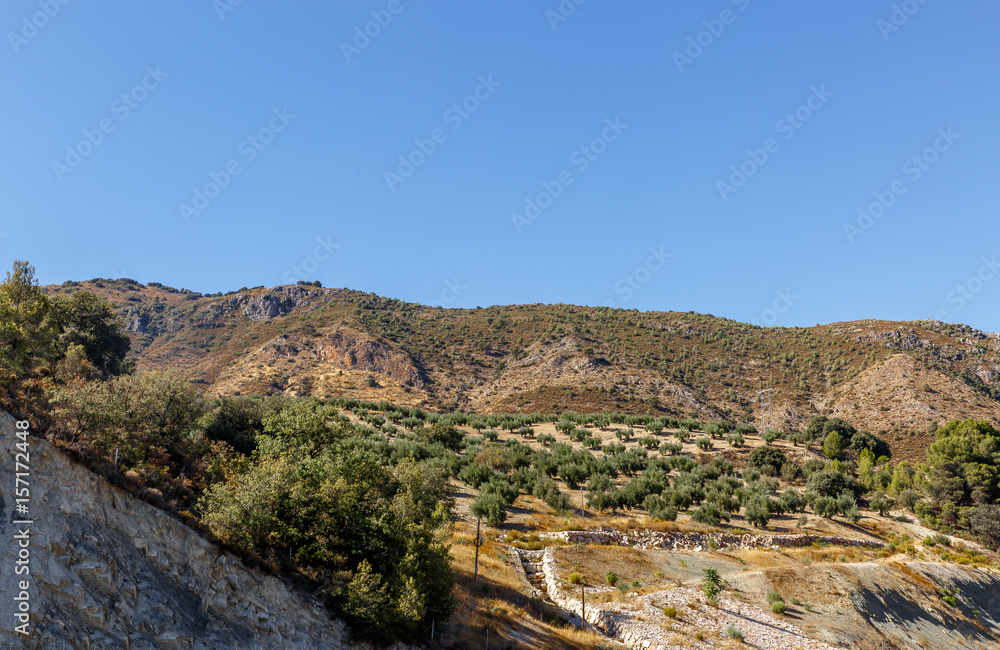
[43,278,1000,462]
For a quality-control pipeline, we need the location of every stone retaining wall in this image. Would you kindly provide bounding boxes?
[539,547,617,635]
[540,528,884,551]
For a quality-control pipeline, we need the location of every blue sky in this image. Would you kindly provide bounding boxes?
[2,1,998,331]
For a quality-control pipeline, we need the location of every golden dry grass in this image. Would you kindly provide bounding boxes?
[446,523,607,649]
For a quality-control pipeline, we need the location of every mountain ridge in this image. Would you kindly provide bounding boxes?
[43,278,1000,461]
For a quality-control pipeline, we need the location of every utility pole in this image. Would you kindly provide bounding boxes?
[757,387,774,434]
[473,517,484,584]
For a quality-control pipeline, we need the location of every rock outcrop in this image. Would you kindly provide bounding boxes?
[317,328,428,387]
[0,410,351,649]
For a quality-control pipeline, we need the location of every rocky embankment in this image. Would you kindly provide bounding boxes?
[0,410,351,649]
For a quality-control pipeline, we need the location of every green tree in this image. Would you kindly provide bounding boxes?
[926,420,1000,506]
[744,495,772,528]
[806,469,858,498]
[823,431,846,461]
[471,493,508,526]
[747,446,787,475]
[0,260,57,374]
[702,568,723,605]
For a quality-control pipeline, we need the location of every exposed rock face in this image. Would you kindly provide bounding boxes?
[0,410,351,649]
[241,294,294,321]
[121,307,149,333]
[317,328,428,387]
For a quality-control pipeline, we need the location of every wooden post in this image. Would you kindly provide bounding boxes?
[474,517,484,584]
[581,585,585,630]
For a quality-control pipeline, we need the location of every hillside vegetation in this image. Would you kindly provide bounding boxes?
[40,275,1000,464]
[4,261,1000,647]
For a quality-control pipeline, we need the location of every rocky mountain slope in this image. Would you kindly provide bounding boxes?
[44,278,1000,460]
[0,410,352,649]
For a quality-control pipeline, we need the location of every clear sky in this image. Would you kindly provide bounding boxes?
[3,1,998,331]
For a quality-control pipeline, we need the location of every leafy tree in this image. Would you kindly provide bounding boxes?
[744,495,771,528]
[643,494,677,521]
[926,419,1000,506]
[480,480,518,507]
[53,370,203,465]
[870,492,893,517]
[747,446,787,475]
[970,504,1000,550]
[51,290,131,377]
[848,431,891,461]
[806,469,859,498]
[702,568,723,605]
[0,260,57,374]
[200,443,454,643]
[471,493,508,526]
[823,431,846,461]
[558,463,587,489]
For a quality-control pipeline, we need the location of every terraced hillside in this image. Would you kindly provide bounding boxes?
[43,278,1000,460]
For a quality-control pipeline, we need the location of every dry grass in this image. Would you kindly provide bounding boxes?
[446,523,607,649]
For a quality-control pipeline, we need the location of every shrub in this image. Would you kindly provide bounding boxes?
[726,433,745,447]
[767,592,784,604]
[726,626,744,641]
[568,572,582,585]
[606,571,619,586]
[696,437,713,451]
[771,601,786,615]
[763,430,782,445]
[664,605,678,619]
